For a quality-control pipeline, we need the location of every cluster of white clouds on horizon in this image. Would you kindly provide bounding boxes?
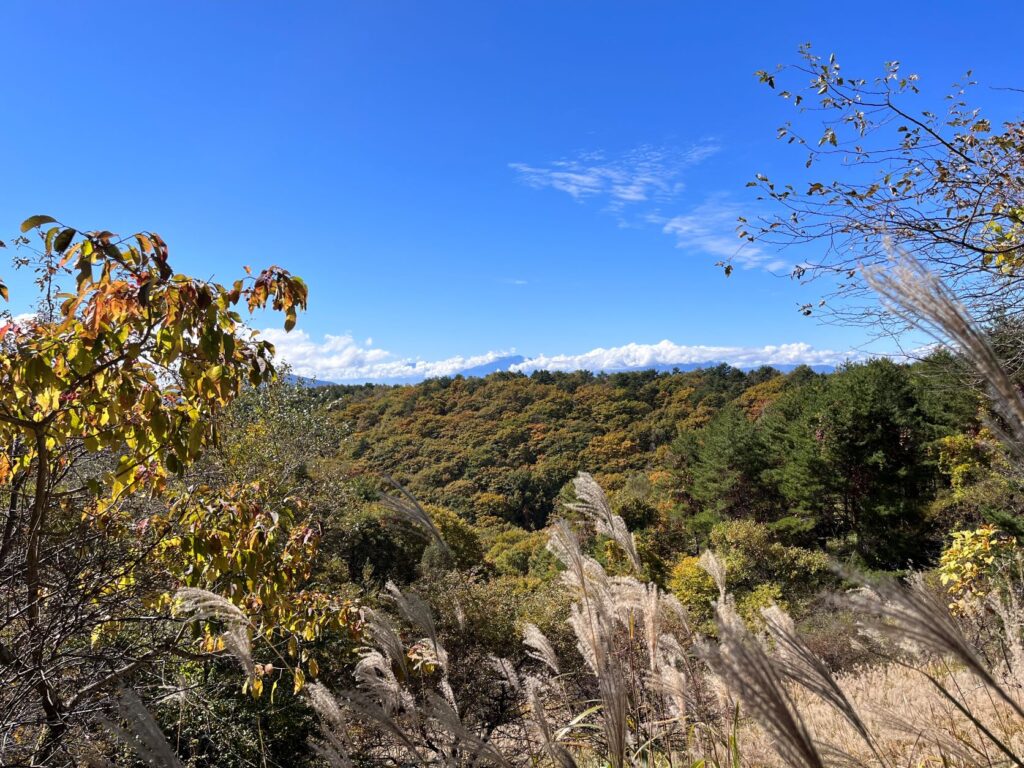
[259,328,520,382]
[511,143,791,274]
[509,339,854,373]
[261,328,863,384]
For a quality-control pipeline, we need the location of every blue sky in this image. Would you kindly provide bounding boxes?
[2,2,1021,381]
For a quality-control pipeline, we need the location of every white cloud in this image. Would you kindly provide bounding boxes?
[510,339,855,374]
[262,329,857,383]
[510,144,789,274]
[260,328,518,383]
[659,195,787,272]
[510,142,720,210]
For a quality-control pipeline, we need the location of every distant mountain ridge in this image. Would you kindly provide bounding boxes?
[284,357,834,387]
[456,354,527,377]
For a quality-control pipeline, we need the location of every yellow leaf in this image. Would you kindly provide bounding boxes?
[20,214,57,233]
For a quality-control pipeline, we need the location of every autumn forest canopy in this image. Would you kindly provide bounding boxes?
[2,42,1024,768]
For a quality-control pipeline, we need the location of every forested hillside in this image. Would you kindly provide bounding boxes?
[324,356,981,575]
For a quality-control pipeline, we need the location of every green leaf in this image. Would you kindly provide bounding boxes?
[53,228,76,254]
[20,215,57,233]
[188,422,204,456]
[76,262,92,290]
[166,453,182,474]
[103,243,123,261]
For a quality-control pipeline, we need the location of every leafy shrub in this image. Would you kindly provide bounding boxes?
[939,524,1019,613]
[667,554,718,629]
[418,504,484,572]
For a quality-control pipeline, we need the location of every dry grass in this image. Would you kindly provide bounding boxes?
[739,661,1024,767]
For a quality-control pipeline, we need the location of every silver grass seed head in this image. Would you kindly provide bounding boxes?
[384,580,437,641]
[100,687,183,768]
[853,575,1024,721]
[305,681,348,731]
[354,649,413,715]
[704,602,825,768]
[379,474,452,555]
[761,603,875,754]
[522,622,560,676]
[422,691,515,768]
[567,472,642,572]
[174,587,247,627]
[699,550,728,601]
[362,608,410,679]
[489,656,522,691]
[173,588,253,675]
[526,677,579,768]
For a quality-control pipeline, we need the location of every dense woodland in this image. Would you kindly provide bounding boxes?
[324,356,982,571]
[2,47,1023,767]
[294,353,998,642]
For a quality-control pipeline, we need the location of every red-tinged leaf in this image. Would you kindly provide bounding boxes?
[58,241,83,268]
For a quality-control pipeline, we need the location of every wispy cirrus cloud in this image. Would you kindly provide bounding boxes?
[653,194,790,273]
[510,142,720,211]
[262,328,856,383]
[510,142,787,272]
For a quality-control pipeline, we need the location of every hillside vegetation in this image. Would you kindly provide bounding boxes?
[3,45,1024,767]
[324,356,980,577]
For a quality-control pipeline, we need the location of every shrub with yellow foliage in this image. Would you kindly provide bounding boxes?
[939,524,1019,613]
